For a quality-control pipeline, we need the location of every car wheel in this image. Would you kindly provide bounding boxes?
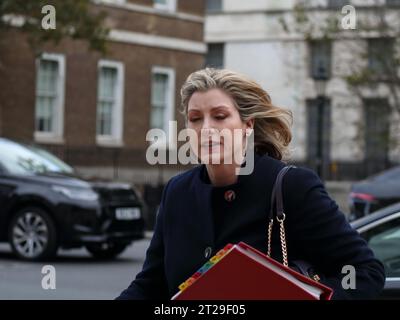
[8,207,58,261]
[86,243,128,260]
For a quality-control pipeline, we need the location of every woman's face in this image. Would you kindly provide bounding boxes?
[186,88,253,165]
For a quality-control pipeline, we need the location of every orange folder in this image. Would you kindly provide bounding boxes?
[172,242,333,300]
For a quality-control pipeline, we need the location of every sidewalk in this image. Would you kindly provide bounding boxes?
[145,231,154,239]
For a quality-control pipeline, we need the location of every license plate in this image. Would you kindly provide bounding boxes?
[115,207,140,220]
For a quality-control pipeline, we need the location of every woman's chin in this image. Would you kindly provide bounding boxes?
[199,151,224,165]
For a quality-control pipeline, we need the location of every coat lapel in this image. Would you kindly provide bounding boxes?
[191,166,215,246]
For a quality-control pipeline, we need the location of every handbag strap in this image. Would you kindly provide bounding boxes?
[267,165,296,266]
[268,165,294,221]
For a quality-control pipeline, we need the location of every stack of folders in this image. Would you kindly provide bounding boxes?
[172,242,333,300]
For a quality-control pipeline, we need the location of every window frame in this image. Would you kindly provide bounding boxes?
[150,66,176,148]
[34,53,66,144]
[153,0,177,12]
[96,59,125,147]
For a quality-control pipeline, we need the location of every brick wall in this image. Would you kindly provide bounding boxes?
[0,0,205,178]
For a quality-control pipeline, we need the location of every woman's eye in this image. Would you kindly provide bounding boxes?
[189,117,200,122]
[215,114,227,120]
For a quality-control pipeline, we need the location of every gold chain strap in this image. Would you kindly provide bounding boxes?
[268,213,321,281]
[267,213,289,267]
[277,213,288,267]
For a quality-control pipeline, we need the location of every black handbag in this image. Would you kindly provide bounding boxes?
[267,165,322,282]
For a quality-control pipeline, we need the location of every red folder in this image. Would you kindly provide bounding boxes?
[172,242,333,300]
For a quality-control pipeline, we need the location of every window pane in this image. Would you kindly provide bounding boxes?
[154,0,167,5]
[206,0,222,12]
[152,73,168,104]
[364,99,389,174]
[387,0,400,6]
[306,98,331,178]
[206,43,224,68]
[37,60,58,95]
[151,72,169,130]
[366,219,400,277]
[327,0,349,8]
[97,101,113,136]
[153,0,175,11]
[368,38,394,76]
[150,106,165,130]
[310,41,331,79]
[35,97,53,133]
[99,67,117,100]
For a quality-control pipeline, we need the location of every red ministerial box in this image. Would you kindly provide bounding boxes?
[172,242,333,300]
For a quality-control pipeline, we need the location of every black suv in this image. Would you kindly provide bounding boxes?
[0,138,145,261]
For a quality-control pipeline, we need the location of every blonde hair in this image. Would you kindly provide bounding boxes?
[180,68,292,160]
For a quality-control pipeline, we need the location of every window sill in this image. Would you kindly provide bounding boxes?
[96,136,124,148]
[34,132,65,145]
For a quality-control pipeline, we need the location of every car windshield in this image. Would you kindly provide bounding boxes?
[0,139,74,175]
[369,166,400,182]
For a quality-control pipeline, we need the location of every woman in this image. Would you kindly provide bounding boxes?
[117,68,385,300]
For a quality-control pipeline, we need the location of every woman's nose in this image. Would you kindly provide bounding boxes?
[201,127,219,141]
[201,117,211,131]
[201,116,216,131]
[201,125,218,138]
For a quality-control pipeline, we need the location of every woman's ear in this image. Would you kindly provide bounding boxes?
[245,118,254,131]
[243,119,254,138]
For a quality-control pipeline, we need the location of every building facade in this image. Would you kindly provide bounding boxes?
[0,0,206,185]
[205,0,400,180]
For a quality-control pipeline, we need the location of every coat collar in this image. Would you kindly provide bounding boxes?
[197,150,264,187]
[188,151,265,247]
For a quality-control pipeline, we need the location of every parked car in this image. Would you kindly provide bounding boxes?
[0,138,145,261]
[349,166,400,221]
[351,202,400,299]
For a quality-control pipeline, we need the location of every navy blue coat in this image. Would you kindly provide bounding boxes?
[117,152,385,300]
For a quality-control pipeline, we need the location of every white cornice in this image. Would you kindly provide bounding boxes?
[109,29,206,54]
[92,0,204,23]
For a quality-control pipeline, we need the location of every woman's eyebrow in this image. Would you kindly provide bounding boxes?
[187,108,201,113]
[211,105,230,111]
[188,105,230,112]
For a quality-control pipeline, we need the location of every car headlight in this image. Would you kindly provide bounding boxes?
[52,185,99,201]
